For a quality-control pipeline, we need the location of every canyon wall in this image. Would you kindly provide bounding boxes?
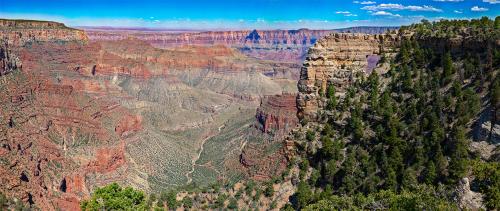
[86,29,331,47]
[86,29,332,64]
[297,33,398,121]
[255,93,299,140]
[0,19,88,46]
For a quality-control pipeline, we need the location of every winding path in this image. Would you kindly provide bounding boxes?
[185,130,218,184]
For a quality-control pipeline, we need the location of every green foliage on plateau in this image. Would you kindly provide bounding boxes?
[402,16,500,40]
[80,183,147,211]
[471,160,500,210]
[302,185,457,210]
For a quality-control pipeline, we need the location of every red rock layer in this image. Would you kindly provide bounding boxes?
[0,21,137,210]
[239,143,289,181]
[256,93,299,140]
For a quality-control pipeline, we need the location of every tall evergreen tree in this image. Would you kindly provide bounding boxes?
[448,126,468,183]
[441,52,453,85]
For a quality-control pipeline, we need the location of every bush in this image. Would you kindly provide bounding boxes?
[80,183,147,211]
[182,197,193,209]
[305,130,315,142]
[227,197,238,209]
[264,182,274,197]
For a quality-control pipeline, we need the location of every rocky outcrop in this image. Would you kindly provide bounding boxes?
[256,93,299,140]
[0,19,88,46]
[297,33,397,121]
[455,178,485,210]
[115,115,142,138]
[0,41,21,75]
[239,143,289,181]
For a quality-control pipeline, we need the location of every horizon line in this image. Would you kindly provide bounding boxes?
[75,25,400,32]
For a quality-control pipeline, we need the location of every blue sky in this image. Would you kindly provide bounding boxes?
[0,0,499,29]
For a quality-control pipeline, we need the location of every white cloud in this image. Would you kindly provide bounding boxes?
[453,10,463,13]
[362,3,442,12]
[361,1,376,4]
[372,11,402,17]
[336,11,358,17]
[354,1,376,4]
[471,6,489,11]
[483,0,499,4]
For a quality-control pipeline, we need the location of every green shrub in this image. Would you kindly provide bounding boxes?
[80,183,147,211]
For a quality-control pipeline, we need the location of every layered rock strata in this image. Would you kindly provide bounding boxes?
[0,19,88,46]
[256,93,299,140]
[297,33,397,121]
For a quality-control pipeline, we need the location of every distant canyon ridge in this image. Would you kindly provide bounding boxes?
[84,27,398,63]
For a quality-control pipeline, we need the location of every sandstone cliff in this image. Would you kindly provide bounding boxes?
[297,33,397,121]
[0,19,88,46]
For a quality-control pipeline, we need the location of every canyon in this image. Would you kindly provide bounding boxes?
[0,18,406,210]
[0,19,318,210]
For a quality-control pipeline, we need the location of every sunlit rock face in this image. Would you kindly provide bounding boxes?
[297,33,398,121]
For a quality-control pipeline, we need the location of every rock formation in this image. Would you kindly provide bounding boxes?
[0,19,88,46]
[256,93,299,140]
[0,41,21,75]
[297,33,397,121]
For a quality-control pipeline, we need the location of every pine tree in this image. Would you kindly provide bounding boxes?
[441,52,453,85]
[340,149,358,194]
[495,16,500,29]
[401,64,413,92]
[326,84,336,99]
[320,136,335,159]
[295,181,313,209]
[326,84,337,110]
[385,166,398,192]
[448,126,468,183]
[324,159,337,183]
[435,145,448,179]
[402,167,418,190]
[423,161,437,185]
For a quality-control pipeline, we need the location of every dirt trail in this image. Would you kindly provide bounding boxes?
[185,129,219,184]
